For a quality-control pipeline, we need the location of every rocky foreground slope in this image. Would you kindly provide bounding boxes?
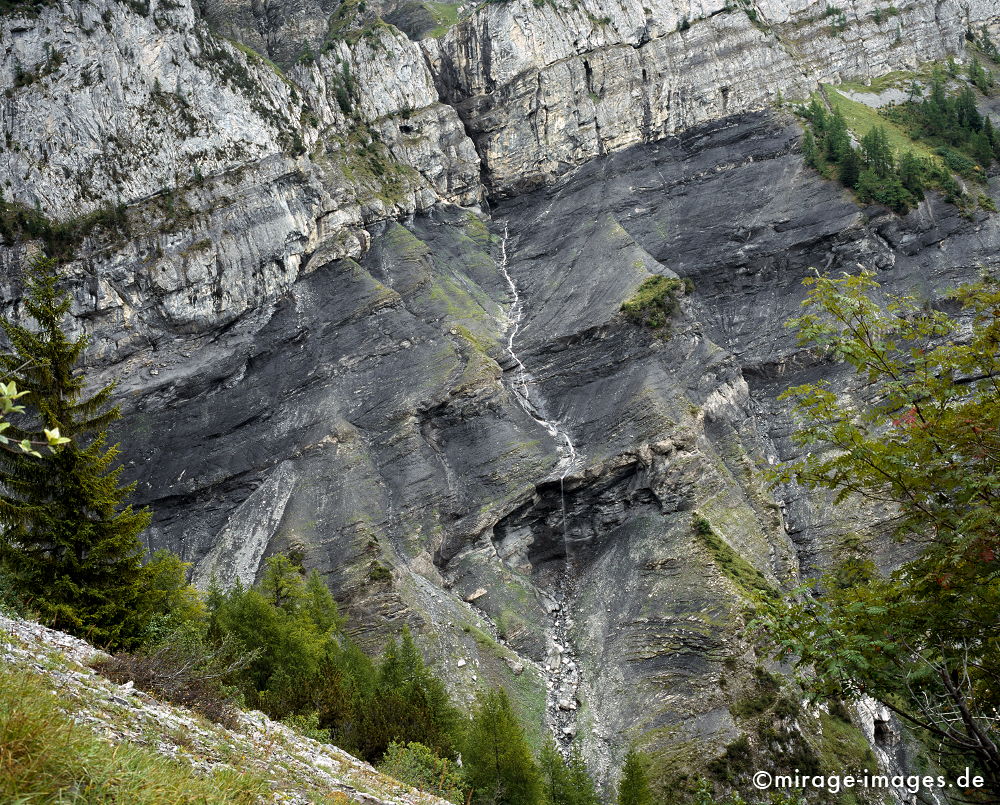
[1,0,999,794]
[0,613,450,804]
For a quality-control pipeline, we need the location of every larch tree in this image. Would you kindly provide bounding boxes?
[464,687,541,805]
[617,751,654,805]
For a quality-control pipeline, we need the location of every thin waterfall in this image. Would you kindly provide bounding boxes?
[496,222,581,751]
[496,223,578,484]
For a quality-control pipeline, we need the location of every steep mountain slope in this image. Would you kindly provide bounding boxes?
[0,613,451,804]
[1,0,999,795]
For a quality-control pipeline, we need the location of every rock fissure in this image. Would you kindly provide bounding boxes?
[494,220,583,752]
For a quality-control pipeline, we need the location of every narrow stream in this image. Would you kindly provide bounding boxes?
[496,222,582,751]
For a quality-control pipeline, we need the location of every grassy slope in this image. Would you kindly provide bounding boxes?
[0,664,276,804]
[0,616,447,805]
[822,86,943,165]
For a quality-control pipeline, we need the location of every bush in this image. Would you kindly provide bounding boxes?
[621,276,688,333]
[282,710,333,743]
[378,741,468,803]
[93,624,251,728]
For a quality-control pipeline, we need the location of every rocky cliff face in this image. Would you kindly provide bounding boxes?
[2,0,999,796]
[427,0,996,193]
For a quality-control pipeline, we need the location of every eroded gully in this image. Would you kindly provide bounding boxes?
[496,222,582,751]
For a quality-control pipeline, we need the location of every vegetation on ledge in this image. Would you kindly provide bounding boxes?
[621,275,692,335]
[797,60,1000,215]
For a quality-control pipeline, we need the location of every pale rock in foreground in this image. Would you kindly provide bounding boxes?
[0,614,450,805]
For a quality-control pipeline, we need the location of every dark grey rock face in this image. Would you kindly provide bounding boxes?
[86,110,998,787]
[2,0,998,793]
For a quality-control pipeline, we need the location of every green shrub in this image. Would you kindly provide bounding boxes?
[706,737,753,785]
[378,741,468,803]
[282,710,333,742]
[621,276,688,333]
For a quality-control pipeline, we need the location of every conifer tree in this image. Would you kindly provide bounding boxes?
[801,129,819,169]
[860,126,894,178]
[897,151,925,198]
[0,254,151,648]
[540,739,573,805]
[259,552,307,611]
[968,57,993,94]
[565,746,601,805]
[617,751,653,805]
[464,688,541,805]
[369,627,461,759]
[825,107,851,161]
[540,739,601,805]
[839,147,861,188]
[303,568,342,633]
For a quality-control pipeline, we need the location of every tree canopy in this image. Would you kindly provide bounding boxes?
[0,254,151,648]
[762,270,1000,794]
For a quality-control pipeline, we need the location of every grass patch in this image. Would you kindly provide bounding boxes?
[692,515,777,602]
[424,1,461,37]
[837,67,933,95]
[0,664,271,803]
[621,275,691,335]
[823,87,942,165]
[333,130,419,206]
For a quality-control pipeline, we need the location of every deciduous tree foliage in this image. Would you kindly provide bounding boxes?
[0,254,151,648]
[762,271,1000,794]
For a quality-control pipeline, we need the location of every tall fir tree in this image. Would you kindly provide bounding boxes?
[617,751,653,805]
[0,254,151,648]
[464,688,541,805]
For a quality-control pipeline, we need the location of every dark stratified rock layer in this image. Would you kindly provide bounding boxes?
[91,111,1000,786]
